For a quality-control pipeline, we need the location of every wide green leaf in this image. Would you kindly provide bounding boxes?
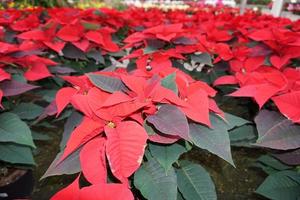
[257,155,292,171]
[229,125,257,147]
[161,73,178,94]
[87,50,105,64]
[12,103,43,120]
[0,143,35,165]
[256,171,300,200]
[149,143,186,172]
[224,113,250,130]
[0,112,35,148]
[189,115,235,166]
[134,156,177,200]
[176,160,217,200]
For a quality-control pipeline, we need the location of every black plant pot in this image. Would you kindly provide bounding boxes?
[0,170,34,200]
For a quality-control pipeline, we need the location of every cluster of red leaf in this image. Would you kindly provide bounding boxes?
[120,8,300,123]
[52,62,222,199]
[214,25,300,123]
[0,7,124,106]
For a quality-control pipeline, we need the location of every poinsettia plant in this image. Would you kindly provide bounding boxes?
[38,62,252,200]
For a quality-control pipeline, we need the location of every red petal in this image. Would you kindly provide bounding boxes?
[248,29,273,41]
[270,55,290,69]
[73,39,90,52]
[71,94,94,118]
[0,42,18,53]
[152,86,188,107]
[51,176,80,200]
[24,63,53,81]
[0,90,3,109]
[0,68,11,82]
[209,99,225,118]
[180,89,211,126]
[44,41,66,53]
[156,33,177,42]
[101,91,132,107]
[18,30,47,41]
[80,137,107,184]
[55,87,78,116]
[85,31,104,44]
[120,75,145,95]
[79,183,134,200]
[57,24,83,42]
[272,91,300,123]
[244,56,265,72]
[214,75,238,86]
[60,117,104,163]
[105,121,148,182]
[230,83,281,108]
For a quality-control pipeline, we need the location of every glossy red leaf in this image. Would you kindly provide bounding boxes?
[180,89,211,126]
[230,83,282,108]
[105,121,148,182]
[59,117,105,163]
[80,137,107,184]
[213,75,238,86]
[57,24,84,42]
[51,176,80,200]
[79,183,134,200]
[248,29,273,41]
[55,87,77,116]
[0,42,18,53]
[0,90,3,108]
[272,91,300,123]
[17,30,47,41]
[0,68,11,82]
[70,94,94,118]
[44,41,66,53]
[24,63,53,81]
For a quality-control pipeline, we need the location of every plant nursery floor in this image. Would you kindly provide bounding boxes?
[31,128,267,200]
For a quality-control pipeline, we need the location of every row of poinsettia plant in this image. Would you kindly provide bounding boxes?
[0,5,299,199]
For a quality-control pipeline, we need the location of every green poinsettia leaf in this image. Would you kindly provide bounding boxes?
[0,112,35,148]
[134,156,177,200]
[148,143,186,172]
[177,160,217,200]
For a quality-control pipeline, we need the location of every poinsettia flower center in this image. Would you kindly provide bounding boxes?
[107,121,116,128]
[145,97,152,103]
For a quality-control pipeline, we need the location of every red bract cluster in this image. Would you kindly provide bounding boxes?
[214,26,300,123]
[52,66,221,199]
[0,7,124,106]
